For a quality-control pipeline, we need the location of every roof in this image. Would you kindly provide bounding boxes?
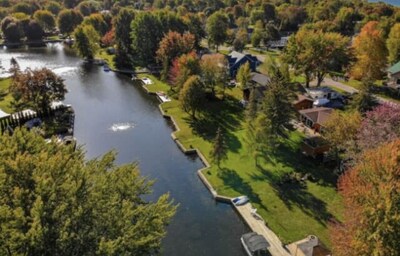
[227,51,259,67]
[251,72,270,87]
[0,108,9,118]
[388,61,400,75]
[287,235,331,256]
[299,107,333,125]
[293,94,313,104]
[242,232,269,253]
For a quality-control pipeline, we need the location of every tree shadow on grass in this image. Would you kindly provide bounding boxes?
[183,95,244,153]
[218,168,268,212]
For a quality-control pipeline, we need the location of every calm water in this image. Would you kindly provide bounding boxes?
[0,44,249,256]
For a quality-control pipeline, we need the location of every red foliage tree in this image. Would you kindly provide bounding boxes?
[101,27,115,47]
[330,140,400,256]
[168,51,200,88]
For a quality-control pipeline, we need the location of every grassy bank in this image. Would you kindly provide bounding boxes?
[143,75,342,246]
[0,78,13,113]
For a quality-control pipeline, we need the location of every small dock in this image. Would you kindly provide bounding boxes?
[234,203,291,256]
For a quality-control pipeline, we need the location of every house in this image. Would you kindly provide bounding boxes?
[293,95,314,111]
[267,36,289,49]
[287,235,331,256]
[387,61,400,88]
[298,107,333,133]
[242,72,270,101]
[306,87,341,100]
[301,136,330,159]
[227,51,260,77]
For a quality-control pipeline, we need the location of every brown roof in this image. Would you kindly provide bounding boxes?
[299,107,333,125]
[293,94,313,104]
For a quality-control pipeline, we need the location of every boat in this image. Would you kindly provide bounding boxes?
[241,232,270,256]
[232,195,249,206]
[103,65,111,72]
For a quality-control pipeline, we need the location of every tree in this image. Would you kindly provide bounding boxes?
[236,62,251,90]
[10,68,67,112]
[351,80,378,113]
[357,103,400,153]
[0,129,176,255]
[210,127,228,167]
[169,52,200,90]
[57,9,83,35]
[283,29,350,87]
[63,0,80,9]
[156,31,195,80]
[82,13,108,36]
[179,75,205,118]
[77,0,101,16]
[33,10,56,32]
[330,140,400,256]
[260,76,294,136]
[232,28,248,52]
[45,1,62,15]
[200,53,228,97]
[24,20,44,42]
[323,111,362,161]
[113,8,135,69]
[351,21,388,81]
[1,19,23,43]
[387,23,400,64]
[101,27,115,47]
[130,12,163,65]
[206,11,229,51]
[73,24,100,60]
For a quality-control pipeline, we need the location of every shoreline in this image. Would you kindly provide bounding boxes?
[139,78,290,256]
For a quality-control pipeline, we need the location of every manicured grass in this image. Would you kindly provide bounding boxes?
[144,76,343,247]
[137,74,170,93]
[96,49,116,70]
[0,78,13,113]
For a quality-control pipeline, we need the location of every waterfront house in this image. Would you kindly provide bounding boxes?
[293,95,314,111]
[298,107,333,133]
[387,61,400,88]
[227,51,260,77]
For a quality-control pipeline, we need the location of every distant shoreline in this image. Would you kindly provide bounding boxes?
[369,0,399,6]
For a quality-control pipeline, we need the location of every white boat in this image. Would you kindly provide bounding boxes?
[103,65,111,72]
[241,232,270,256]
[141,77,153,85]
[232,195,249,206]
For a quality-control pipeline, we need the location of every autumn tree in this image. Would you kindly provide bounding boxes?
[0,129,176,255]
[330,140,400,256]
[82,13,108,36]
[179,75,205,118]
[232,28,248,52]
[323,111,362,162]
[57,9,83,35]
[45,1,62,15]
[387,23,400,64]
[101,27,114,47]
[10,68,67,112]
[200,53,228,97]
[169,52,200,90]
[73,24,100,60]
[236,62,251,90]
[210,127,228,168]
[156,31,195,80]
[24,20,44,42]
[33,10,56,32]
[77,0,101,16]
[351,21,388,81]
[206,11,229,51]
[283,29,350,87]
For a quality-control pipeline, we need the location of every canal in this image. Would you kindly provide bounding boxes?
[0,44,249,256]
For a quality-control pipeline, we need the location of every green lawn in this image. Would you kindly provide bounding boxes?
[0,78,13,113]
[144,76,343,246]
[96,49,116,70]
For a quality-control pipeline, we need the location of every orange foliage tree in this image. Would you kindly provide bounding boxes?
[350,21,388,81]
[330,140,400,256]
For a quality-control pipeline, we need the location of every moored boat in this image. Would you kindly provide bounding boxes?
[241,232,270,256]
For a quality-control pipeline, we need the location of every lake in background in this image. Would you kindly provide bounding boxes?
[0,44,249,256]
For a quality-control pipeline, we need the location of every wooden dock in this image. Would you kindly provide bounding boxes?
[234,203,291,256]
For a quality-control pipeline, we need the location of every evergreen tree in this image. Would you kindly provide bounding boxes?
[351,80,378,113]
[210,127,228,168]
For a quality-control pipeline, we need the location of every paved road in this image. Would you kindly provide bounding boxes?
[312,78,399,106]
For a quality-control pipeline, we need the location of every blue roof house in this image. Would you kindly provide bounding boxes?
[227,51,260,77]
